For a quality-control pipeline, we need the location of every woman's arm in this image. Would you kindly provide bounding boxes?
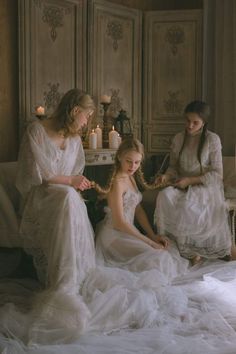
[175,133,223,189]
[135,204,168,248]
[199,133,223,185]
[108,181,163,249]
[46,175,92,191]
[135,204,156,239]
[174,175,203,189]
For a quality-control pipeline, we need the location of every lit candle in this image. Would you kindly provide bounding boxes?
[35,105,45,116]
[89,129,97,149]
[117,134,122,146]
[95,125,102,148]
[100,94,111,104]
[109,126,119,149]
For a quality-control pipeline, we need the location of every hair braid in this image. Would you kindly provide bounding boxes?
[91,165,119,196]
[197,123,208,173]
[135,168,158,190]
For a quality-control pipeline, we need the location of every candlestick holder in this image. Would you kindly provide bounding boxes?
[36,114,47,120]
[101,102,111,148]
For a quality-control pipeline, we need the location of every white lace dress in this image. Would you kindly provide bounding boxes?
[155,130,232,259]
[79,188,189,333]
[2,167,236,352]
[15,120,95,343]
[95,188,189,279]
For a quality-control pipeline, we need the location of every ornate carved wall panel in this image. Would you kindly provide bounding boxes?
[143,10,202,154]
[88,0,142,138]
[18,0,87,134]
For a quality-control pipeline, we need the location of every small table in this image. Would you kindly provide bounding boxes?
[84,148,117,166]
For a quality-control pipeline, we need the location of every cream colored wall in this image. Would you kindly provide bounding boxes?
[0,0,202,163]
[0,0,18,162]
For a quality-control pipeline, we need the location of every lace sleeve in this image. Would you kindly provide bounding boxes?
[71,137,85,176]
[15,129,42,199]
[165,133,184,178]
[200,132,223,186]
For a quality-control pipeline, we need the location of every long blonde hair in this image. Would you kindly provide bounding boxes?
[92,138,159,195]
[49,88,95,137]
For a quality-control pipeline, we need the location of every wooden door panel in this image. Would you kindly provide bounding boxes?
[143,10,202,153]
[88,0,142,137]
[19,0,87,133]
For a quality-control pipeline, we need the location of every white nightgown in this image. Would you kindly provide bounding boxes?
[2,125,236,353]
[1,158,236,353]
[95,188,189,280]
[155,130,232,259]
[15,120,95,343]
[79,187,189,333]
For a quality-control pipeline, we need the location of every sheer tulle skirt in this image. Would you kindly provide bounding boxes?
[155,184,232,258]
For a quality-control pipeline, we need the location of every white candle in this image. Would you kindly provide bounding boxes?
[109,126,119,149]
[89,129,97,149]
[117,134,122,146]
[95,125,102,148]
[35,105,45,116]
[100,94,111,104]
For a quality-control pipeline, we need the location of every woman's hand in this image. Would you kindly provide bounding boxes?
[71,175,92,191]
[174,177,191,190]
[147,236,169,250]
[155,174,171,185]
[156,235,169,249]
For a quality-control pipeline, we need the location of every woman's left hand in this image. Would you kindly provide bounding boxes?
[174,177,191,189]
[154,235,169,249]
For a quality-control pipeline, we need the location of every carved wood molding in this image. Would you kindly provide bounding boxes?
[33,0,72,42]
[106,20,123,51]
[163,90,184,115]
[165,25,185,55]
[43,83,63,110]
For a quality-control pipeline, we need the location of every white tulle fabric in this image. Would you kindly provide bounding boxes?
[94,189,188,280]
[2,125,236,353]
[14,121,95,343]
[155,130,232,259]
[1,177,236,352]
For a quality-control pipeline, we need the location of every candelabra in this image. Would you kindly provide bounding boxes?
[101,102,111,148]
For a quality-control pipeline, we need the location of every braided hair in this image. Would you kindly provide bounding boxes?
[92,138,160,196]
[178,100,210,173]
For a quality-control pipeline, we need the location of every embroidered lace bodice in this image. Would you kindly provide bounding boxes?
[103,189,142,226]
[166,130,223,184]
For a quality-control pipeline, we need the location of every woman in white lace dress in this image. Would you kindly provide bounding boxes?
[154,100,233,264]
[78,138,189,333]
[15,88,96,343]
[93,138,189,281]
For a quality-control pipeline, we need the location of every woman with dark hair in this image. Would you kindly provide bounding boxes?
[154,100,233,264]
[15,88,96,343]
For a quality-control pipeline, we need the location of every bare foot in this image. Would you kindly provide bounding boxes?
[190,255,202,266]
